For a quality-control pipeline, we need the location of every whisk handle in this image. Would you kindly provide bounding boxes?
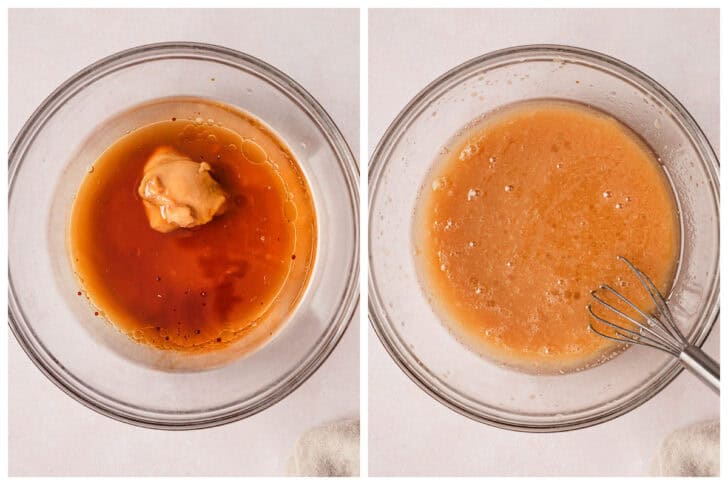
[679,345,720,394]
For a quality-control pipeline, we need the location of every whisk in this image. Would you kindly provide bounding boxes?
[587,256,719,394]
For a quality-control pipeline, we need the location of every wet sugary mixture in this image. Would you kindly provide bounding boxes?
[415,100,679,373]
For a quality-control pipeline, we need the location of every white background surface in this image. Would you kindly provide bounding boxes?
[369,8,720,476]
[8,9,359,476]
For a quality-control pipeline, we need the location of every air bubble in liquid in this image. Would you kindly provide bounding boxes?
[459,144,478,161]
[432,177,448,191]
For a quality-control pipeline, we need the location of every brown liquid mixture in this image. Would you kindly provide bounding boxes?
[415,100,679,372]
[70,103,316,353]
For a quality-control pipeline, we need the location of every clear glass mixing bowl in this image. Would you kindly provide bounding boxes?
[369,45,719,431]
[9,42,359,429]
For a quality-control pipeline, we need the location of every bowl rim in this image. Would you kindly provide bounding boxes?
[368,43,720,432]
[9,41,360,430]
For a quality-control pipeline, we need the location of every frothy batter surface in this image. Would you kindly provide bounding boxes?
[415,100,679,373]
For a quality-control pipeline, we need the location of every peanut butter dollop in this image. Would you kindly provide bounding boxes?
[138,146,227,233]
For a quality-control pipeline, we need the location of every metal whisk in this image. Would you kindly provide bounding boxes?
[587,256,719,394]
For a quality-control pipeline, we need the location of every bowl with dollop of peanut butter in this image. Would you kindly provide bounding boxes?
[9,43,358,428]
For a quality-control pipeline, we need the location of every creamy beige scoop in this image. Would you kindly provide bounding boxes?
[138,146,227,233]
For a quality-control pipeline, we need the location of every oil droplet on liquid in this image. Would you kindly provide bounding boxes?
[283,200,298,222]
[241,139,267,164]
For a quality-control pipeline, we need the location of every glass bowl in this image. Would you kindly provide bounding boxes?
[369,45,719,432]
[9,42,359,429]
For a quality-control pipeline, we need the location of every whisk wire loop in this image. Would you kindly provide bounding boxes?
[589,285,682,354]
[587,303,679,355]
[616,256,688,347]
[587,256,719,394]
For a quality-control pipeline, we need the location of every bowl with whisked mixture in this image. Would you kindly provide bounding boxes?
[9,42,358,428]
[369,45,718,431]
